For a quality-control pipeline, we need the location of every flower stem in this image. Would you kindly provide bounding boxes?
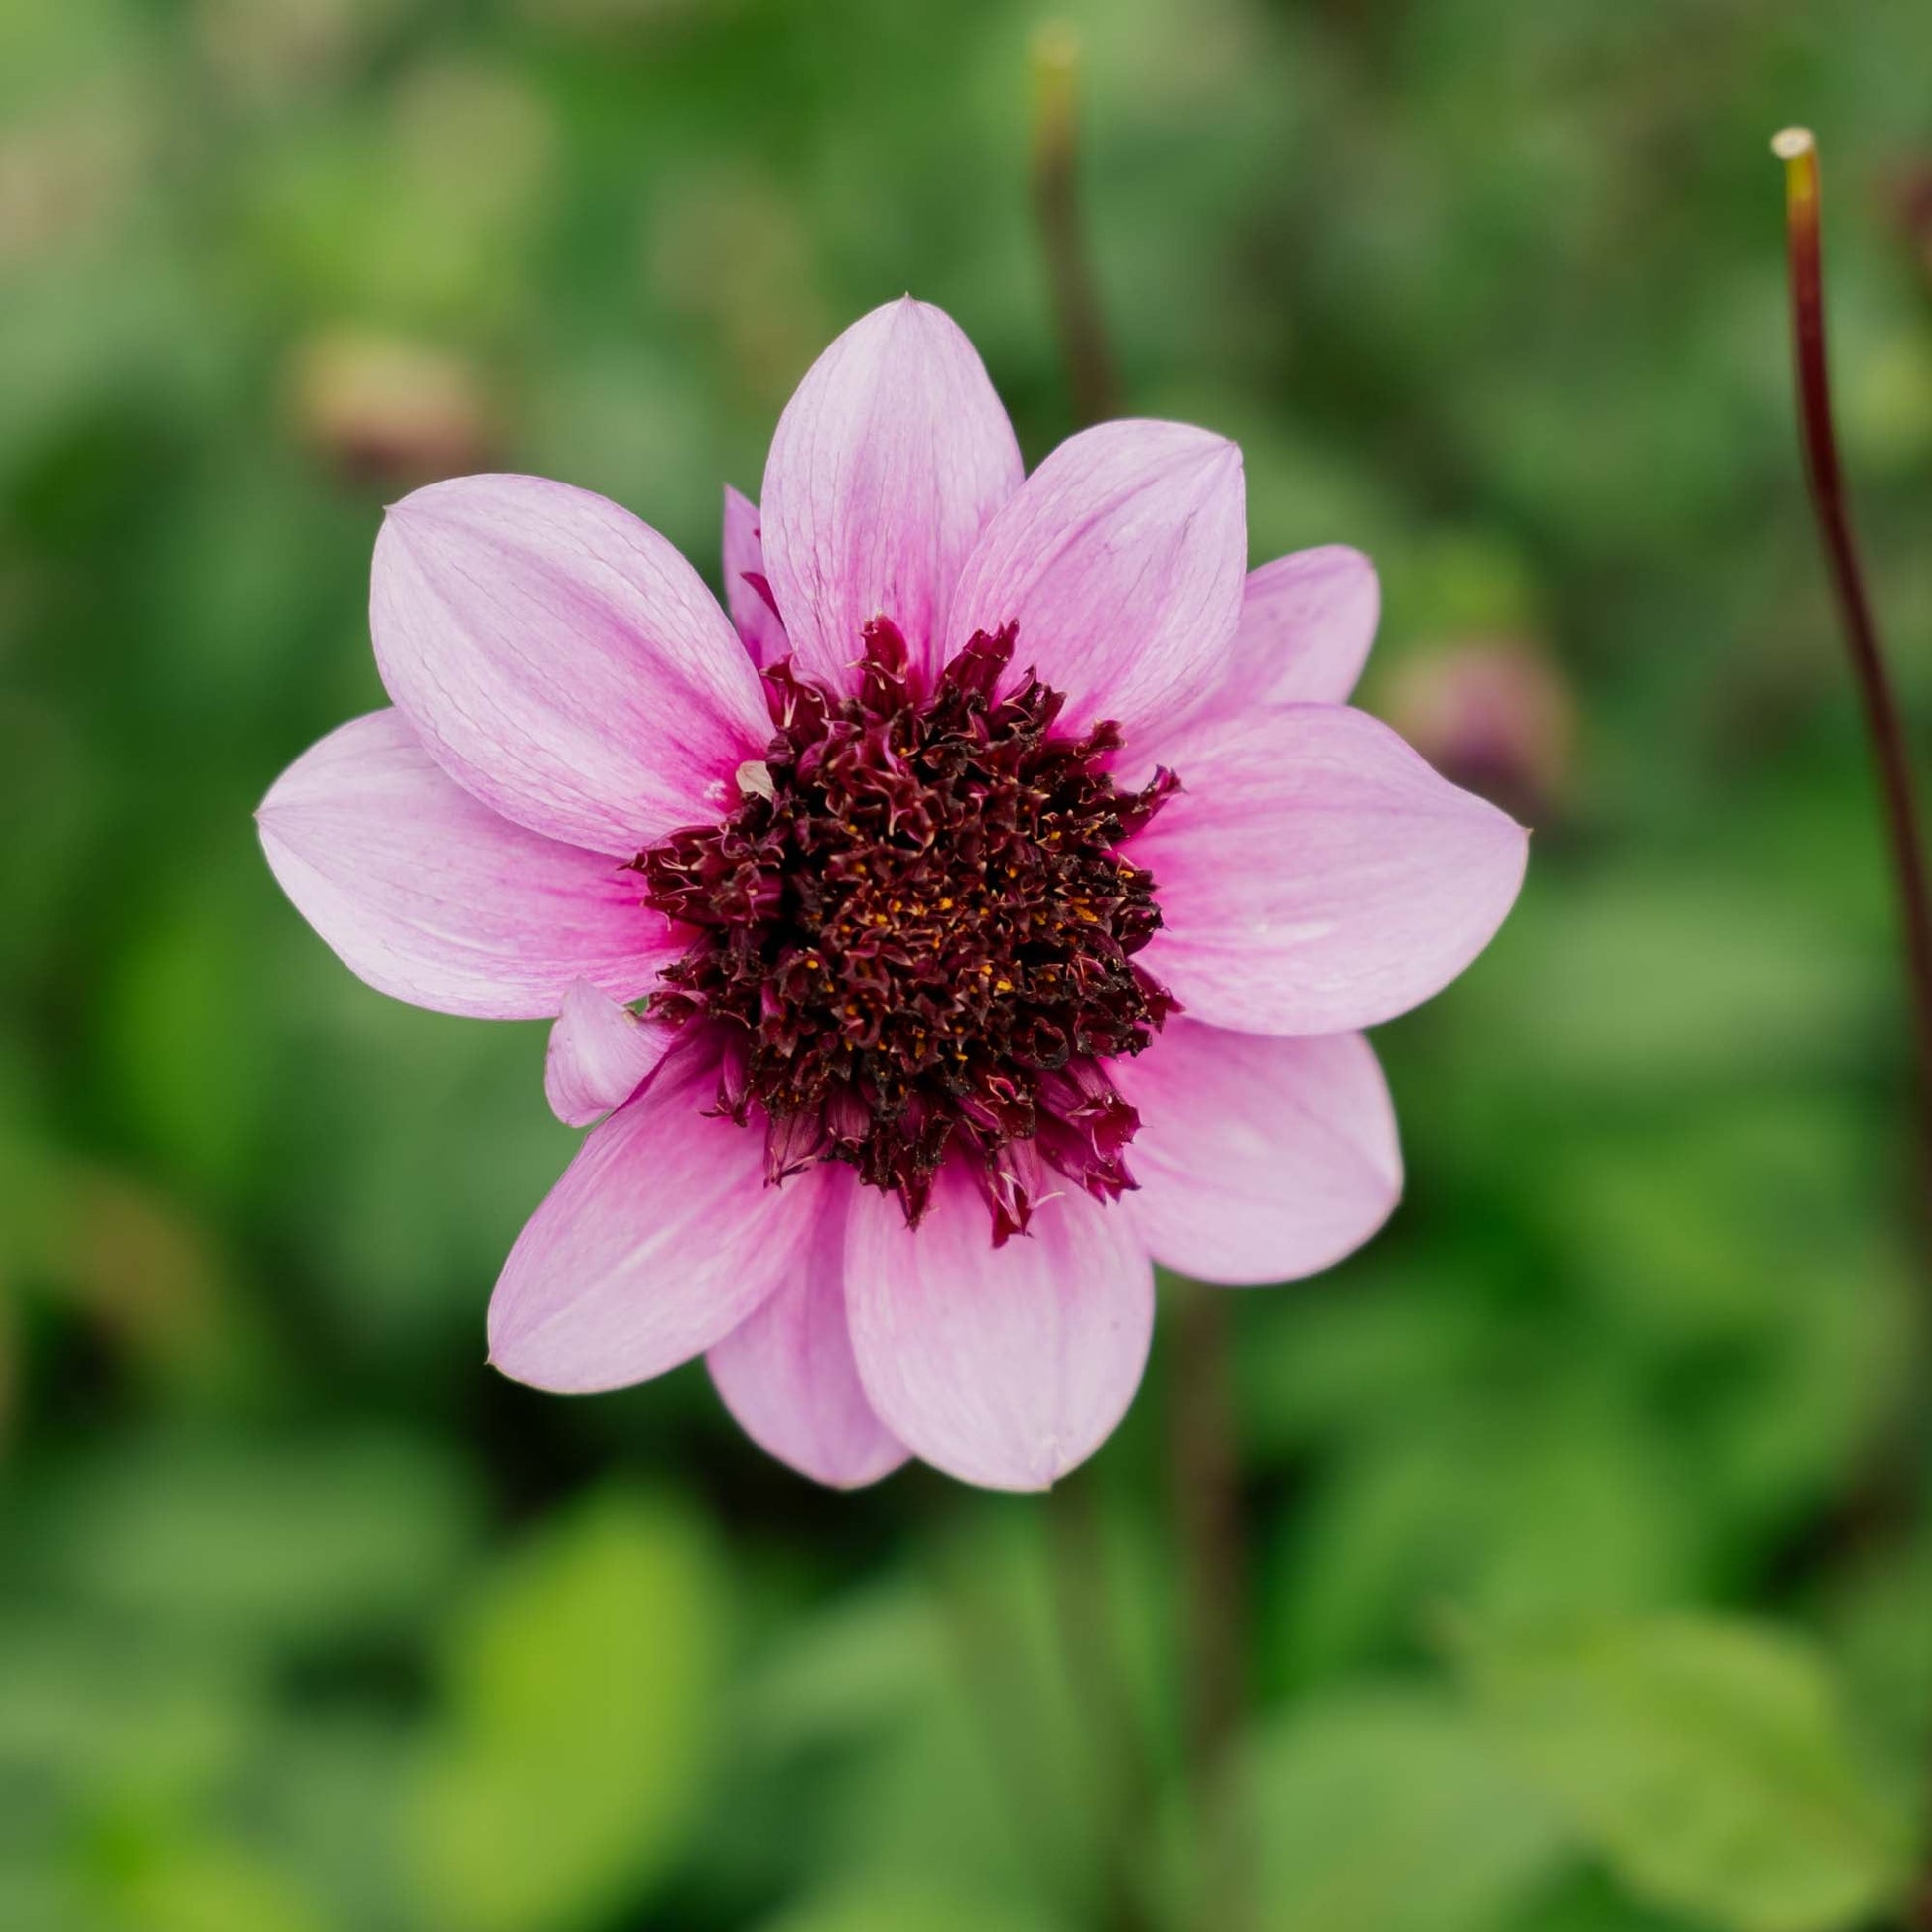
[1170,1276,1250,1923]
[1774,129,1932,1183]
[1030,23,1120,428]
[1027,37,1250,1918]
[1774,130,1932,1920]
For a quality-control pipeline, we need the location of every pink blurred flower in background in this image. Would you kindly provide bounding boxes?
[257,299,1526,1492]
[1383,637,1576,827]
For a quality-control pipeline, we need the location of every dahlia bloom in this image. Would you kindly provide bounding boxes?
[258,299,1526,1491]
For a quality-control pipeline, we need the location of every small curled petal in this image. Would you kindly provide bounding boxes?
[544,978,674,1126]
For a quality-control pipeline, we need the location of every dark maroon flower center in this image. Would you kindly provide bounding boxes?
[632,620,1181,1241]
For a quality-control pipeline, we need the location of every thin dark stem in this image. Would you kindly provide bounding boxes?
[1030,23,1120,428]
[1776,129,1932,1183]
[1775,129,1932,1922]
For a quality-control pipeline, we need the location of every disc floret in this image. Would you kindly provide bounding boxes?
[635,620,1179,1238]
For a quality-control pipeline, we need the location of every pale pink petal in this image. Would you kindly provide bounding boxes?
[1129,549,1379,781]
[1133,704,1528,1035]
[257,710,675,1020]
[489,1041,825,1394]
[1113,1021,1401,1285]
[943,419,1247,741]
[372,473,770,856]
[544,979,675,1127]
[844,1167,1154,1491]
[707,1169,909,1489]
[759,298,1024,690]
[1225,547,1378,707]
[722,484,788,666]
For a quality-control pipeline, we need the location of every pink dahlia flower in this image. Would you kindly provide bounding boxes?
[258,299,1526,1492]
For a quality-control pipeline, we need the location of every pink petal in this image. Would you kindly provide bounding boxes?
[257,710,675,1020]
[1133,703,1528,1035]
[489,1040,825,1394]
[544,979,675,1127]
[1224,547,1379,708]
[722,484,788,666]
[372,473,771,856]
[1113,1021,1401,1285]
[844,1166,1154,1491]
[759,298,1024,690]
[707,1168,909,1489]
[943,419,1247,741]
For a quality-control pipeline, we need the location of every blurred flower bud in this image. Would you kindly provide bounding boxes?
[194,0,378,108]
[51,1161,257,1403]
[287,330,495,490]
[1887,160,1932,290]
[0,82,152,271]
[1383,638,1575,825]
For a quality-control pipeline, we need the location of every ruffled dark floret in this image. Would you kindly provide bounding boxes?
[634,620,1179,1240]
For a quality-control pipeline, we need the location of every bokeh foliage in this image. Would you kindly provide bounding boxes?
[4,0,1932,1925]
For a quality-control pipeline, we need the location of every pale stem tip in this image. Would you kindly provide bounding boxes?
[1771,126,1816,162]
[1031,19,1081,76]
[1029,21,1082,160]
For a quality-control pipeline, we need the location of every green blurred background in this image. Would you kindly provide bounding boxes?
[6,0,1932,1926]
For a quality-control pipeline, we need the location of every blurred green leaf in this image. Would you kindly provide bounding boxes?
[1539,1103,1914,1540]
[1234,1686,1572,1932]
[739,1579,940,1759]
[405,1488,727,1932]
[251,1712,417,1932]
[1266,1386,1702,1688]
[1448,875,1881,1097]
[101,1829,329,1932]
[730,1500,1180,1925]
[0,1614,256,1808]
[0,1863,95,1932]
[1504,1872,1702,1932]
[30,1429,480,1650]
[1819,1523,1932,1805]
[754,1882,1065,1932]
[1236,1262,1500,1462]
[1461,1614,1911,1932]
